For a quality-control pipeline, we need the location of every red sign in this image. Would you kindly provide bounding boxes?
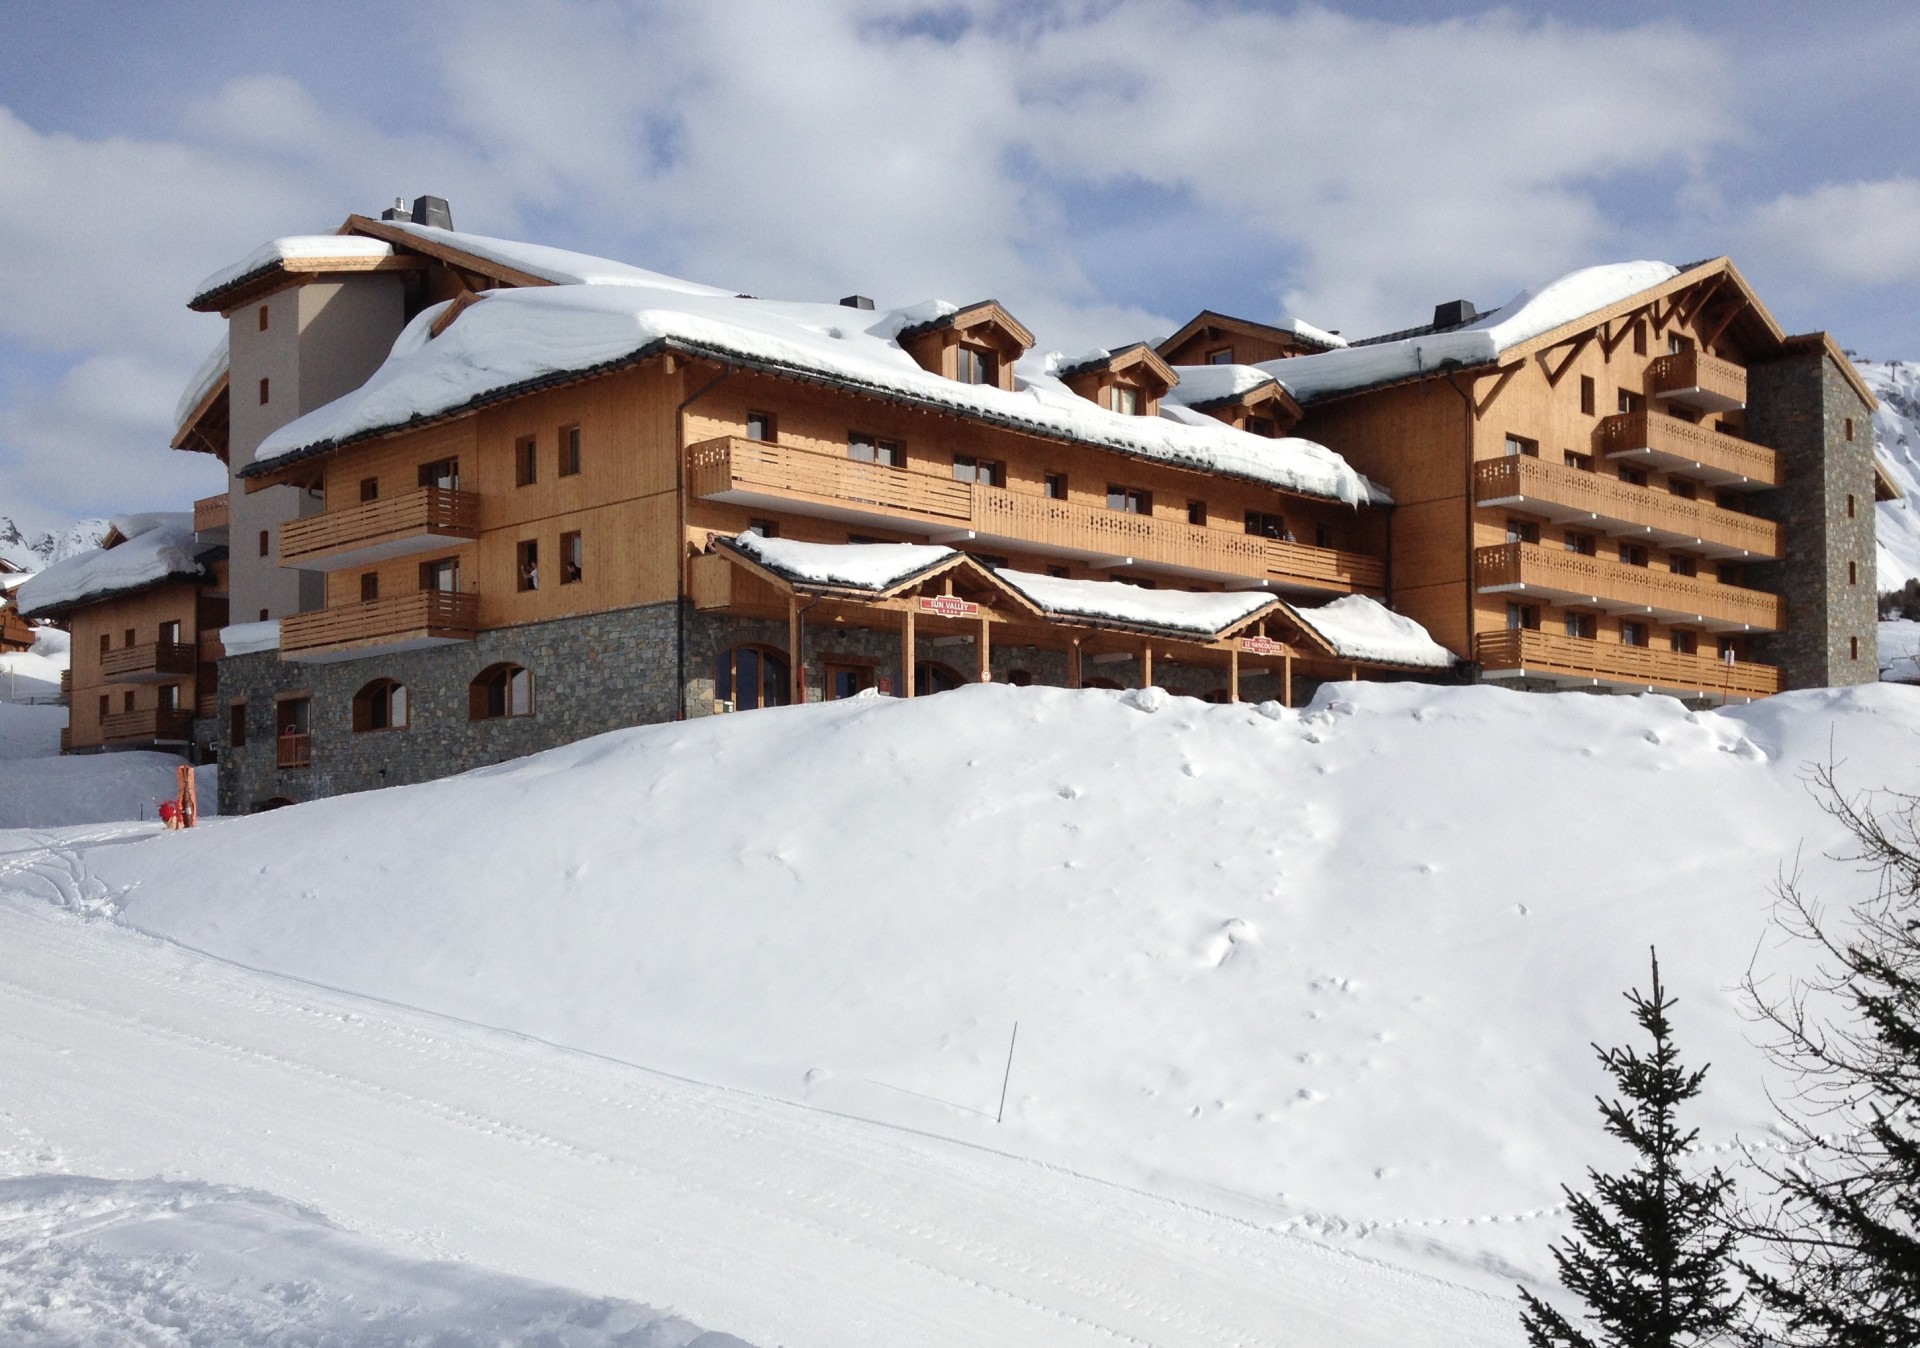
[1239,635,1289,656]
[918,595,979,618]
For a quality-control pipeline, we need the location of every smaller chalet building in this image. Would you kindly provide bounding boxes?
[15,513,228,757]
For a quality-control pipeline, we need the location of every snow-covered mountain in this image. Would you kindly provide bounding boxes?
[0,516,110,573]
[1861,359,1920,588]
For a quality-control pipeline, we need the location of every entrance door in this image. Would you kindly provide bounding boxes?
[824,660,873,700]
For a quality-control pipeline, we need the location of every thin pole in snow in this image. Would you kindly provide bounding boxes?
[996,1021,1019,1125]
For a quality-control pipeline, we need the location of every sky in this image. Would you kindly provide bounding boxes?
[2,0,1919,537]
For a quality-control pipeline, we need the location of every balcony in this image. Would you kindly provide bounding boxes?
[279,487,480,572]
[276,732,312,770]
[687,436,1385,595]
[193,492,230,539]
[1474,456,1782,560]
[58,726,71,753]
[100,641,197,684]
[280,590,479,662]
[102,707,194,744]
[1645,350,1746,414]
[1599,410,1778,490]
[1475,541,1783,631]
[59,668,71,698]
[1477,629,1781,700]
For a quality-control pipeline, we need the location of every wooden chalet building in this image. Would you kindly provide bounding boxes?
[160,198,1881,812]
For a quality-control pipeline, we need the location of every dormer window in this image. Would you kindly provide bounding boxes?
[896,300,1033,392]
[1206,348,1233,365]
[1110,385,1140,416]
[955,345,998,386]
[1060,343,1177,418]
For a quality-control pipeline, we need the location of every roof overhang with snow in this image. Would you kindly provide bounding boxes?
[1156,310,1347,362]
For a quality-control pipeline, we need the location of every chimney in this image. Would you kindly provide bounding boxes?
[379,197,412,222]
[411,195,454,231]
[839,294,875,310]
[1432,299,1478,328]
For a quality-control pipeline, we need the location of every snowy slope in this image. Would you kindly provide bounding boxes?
[48,679,1920,1317]
[1860,358,1920,588]
[0,517,110,573]
[0,627,67,704]
[0,698,212,828]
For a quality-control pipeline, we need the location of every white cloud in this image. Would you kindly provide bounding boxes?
[1741,177,1920,287]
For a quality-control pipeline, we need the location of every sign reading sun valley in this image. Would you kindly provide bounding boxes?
[1239,635,1289,656]
[917,595,979,618]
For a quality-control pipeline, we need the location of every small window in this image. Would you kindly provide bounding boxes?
[1670,629,1698,655]
[1186,500,1207,526]
[559,425,581,477]
[1506,519,1541,545]
[258,377,270,405]
[123,691,135,713]
[257,305,269,332]
[1847,494,1857,518]
[258,529,270,558]
[259,609,270,622]
[955,345,997,386]
[1669,333,1689,355]
[418,458,459,490]
[746,519,778,538]
[359,477,379,502]
[1505,434,1539,458]
[1845,417,1855,442]
[1618,390,1645,414]
[360,572,379,602]
[1565,531,1597,556]
[1245,415,1277,438]
[745,410,776,442]
[229,700,247,748]
[1621,621,1649,648]
[951,455,1006,487]
[1108,485,1151,515]
[1043,473,1068,500]
[1315,523,1333,549]
[517,539,539,592]
[1564,450,1595,471]
[420,557,460,592]
[560,531,583,584]
[1719,636,1739,662]
[1619,543,1649,568]
[1046,565,1070,578]
[1564,611,1597,639]
[97,693,108,719]
[1668,477,1697,499]
[1110,385,1140,416]
[1849,560,1858,586]
[1670,553,1699,577]
[1633,323,1648,355]
[97,633,109,656]
[353,678,408,732]
[470,663,533,720]
[1620,466,1648,487]
[515,435,537,487]
[1851,635,1860,660]
[1579,376,1595,415]
[1717,562,1743,585]
[1506,602,1540,631]
[124,627,135,647]
[848,431,902,466]
[1206,347,1233,365]
[159,620,181,645]
[1245,510,1289,540]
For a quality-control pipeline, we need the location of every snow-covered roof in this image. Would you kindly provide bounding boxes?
[219,619,282,657]
[243,277,1381,507]
[1265,261,1682,405]
[192,236,396,306]
[174,336,229,432]
[14,514,206,617]
[1290,596,1456,669]
[728,534,960,591]
[996,570,1272,637]
[377,222,737,295]
[1163,363,1285,409]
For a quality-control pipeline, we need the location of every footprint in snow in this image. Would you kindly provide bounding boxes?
[1200,917,1256,968]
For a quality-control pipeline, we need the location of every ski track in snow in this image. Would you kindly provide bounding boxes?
[0,874,1516,1348]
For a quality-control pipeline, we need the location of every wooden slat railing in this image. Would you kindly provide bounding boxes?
[1599,410,1778,486]
[1474,456,1782,558]
[280,487,480,567]
[1644,350,1746,409]
[59,668,72,696]
[1474,541,1784,630]
[689,436,976,521]
[193,492,230,533]
[1476,628,1781,697]
[58,726,72,753]
[276,732,311,769]
[101,707,194,742]
[280,590,480,658]
[100,641,197,681]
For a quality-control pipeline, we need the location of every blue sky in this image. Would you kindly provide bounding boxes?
[3,0,1919,535]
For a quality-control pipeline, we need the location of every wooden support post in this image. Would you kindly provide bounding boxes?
[902,603,916,698]
[977,614,992,682]
[1283,650,1293,708]
[1228,645,1240,703]
[1349,663,1358,683]
[788,595,804,705]
[1141,643,1153,689]
[1069,639,1082,689]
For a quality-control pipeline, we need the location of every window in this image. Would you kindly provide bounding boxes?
[1565,531,1597,556]
[1564,449,1594,471]
[470,664,533,720]
[98,633,109,656]
[1667,476,1697,499]
[124,628,135,647]
[1507,602,1540,631]
[1632,323,1647,356]
[159,620,181,645]
[1316,523,1333,548]
[259,609,270,622]
[1505,434,1539,458]
[1849,560,1858,586]
[517,539,539,591]
[418,458,459,490]
[276,696,310,769]
[1620,466,1648,486]
[560,531,583,584]
[848,431,902,466]
[420,557,460,593]
[257,305,269,332]
[229,700,247,748]
[1621,621,1649,648]
[951,455,1006,487]
[1852,635,1860,661]
[1670,629,1698,655]
[745,410,776,442]
[1668,333,1687,355]
[823,659,873,700]
[1110,385,1140,416]
[1245,415,1277,437]
[360,572,379,602]
[1506,518,1541,545]
[1848,494,1857,518]
[97,694,108,720]
[1187,500,1208,526]
[1580,376,1595,415]
[966,551,1008,569]
[1719,636,1739,662]
[258,377,270,405]
[1618,390,1645,414]
[123,691,135,713]
[258,529,270,558]
[1670,553,1699,577]
[1046,565,1070,578]
[955,345,997,386]
[746,518,778,538]
[914,662,965,696]
[1845,417,1855,442]
[714,645,790,712]
[1564,611,1597,639]
[359,476,379,502]
[352,679,408,732]
[1044,473,1068,499]
[559,425,581,476]
[1108,485,1151,515]
[157,683,181,713]
[1618,543,1649,568]
[1206,347,1233,365]
[515,435,537,487]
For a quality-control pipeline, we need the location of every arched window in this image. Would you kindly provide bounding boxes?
[1005,669,1034,687]
[352,678,409,732]
[914,662,965,696]
[715,645,789,711]
[470,663,534,720]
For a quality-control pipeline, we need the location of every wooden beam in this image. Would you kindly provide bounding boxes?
[977,613,991,682]
[1141,643,1153,688]
[902,602,915,698]
[788,595,804,705]
[1698,298,1746,354]
[1541,331,1595,388]
[1678,275,1725,329]
[1228,645,1240,703]
[1283,650,1293,707]
[1069,639,1082,689]
[1473,362,1523,419]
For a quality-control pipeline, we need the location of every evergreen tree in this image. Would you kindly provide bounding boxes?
[1741,767,1920,1346]
[1519,949,1741,1348]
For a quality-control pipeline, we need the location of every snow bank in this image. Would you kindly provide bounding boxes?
[1268,261,1681,404]
[996,568,1271,634]
[730,534,955,590]
[249,280,1379,506]
[0,625,70,702]
[219,618,281,656]
[1292,595,1457,669]
[1858,359,1920,589]
[0,733,212,828]
[13,514,201,617]
[1162,362,1282,407]
[191,235,394,304]
[1881,618,1920,682]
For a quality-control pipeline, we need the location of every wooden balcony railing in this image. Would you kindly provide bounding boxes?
[276,732,311,769]
[1474,456,1782,559]
[196,690,219,720]
[102,707,194,743]
[1475,541,1784,631]
[58,725,72,753]
[1598,410,1778,488]
[280,590,480,661]
[59,668,72,696]
[280,486,480,571]
[1476,629,1781,698]
[100,641,197,683]
[688,436,1385,594]
[1645,350,1746,413]
[193,492,230,534]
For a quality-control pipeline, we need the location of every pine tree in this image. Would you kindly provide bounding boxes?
[1519,949,1741,1348]
[1740,767,1920,1346]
